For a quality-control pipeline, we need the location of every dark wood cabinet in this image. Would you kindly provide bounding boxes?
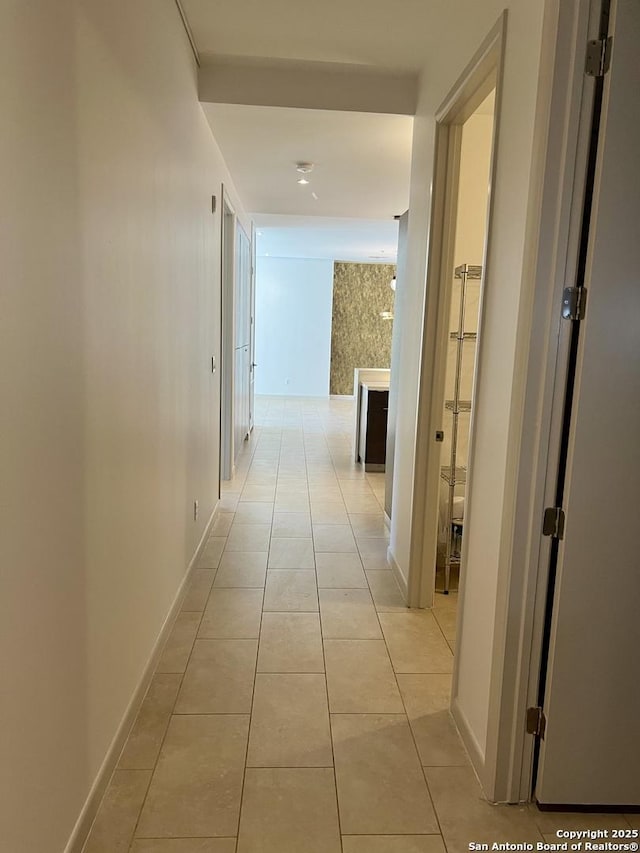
[358,384,389,471]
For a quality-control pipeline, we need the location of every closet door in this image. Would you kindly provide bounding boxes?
[536,0,640,806]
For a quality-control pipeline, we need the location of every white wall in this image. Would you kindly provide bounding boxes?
[255,256,334,396]
[0,2,248,850]
[389,0,549,784]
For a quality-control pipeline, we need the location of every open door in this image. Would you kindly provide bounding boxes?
[534,0,640,807]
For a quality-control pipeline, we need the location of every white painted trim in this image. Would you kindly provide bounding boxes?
[451,694,485,778]
[387,546,409,605]
[64,503,220,853]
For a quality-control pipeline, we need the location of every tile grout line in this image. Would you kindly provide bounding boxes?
[307,405,344,853]
[233,423,279,848]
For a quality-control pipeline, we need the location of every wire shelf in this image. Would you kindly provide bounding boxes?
[449,331,477,340]
[445,400,472,413]
[440,466,467,485]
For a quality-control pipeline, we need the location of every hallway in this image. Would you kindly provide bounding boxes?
[82,396,583,853]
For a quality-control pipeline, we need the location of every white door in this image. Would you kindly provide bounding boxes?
[536,0,640,806]
[233,224,251,459]
[249,225,256,433]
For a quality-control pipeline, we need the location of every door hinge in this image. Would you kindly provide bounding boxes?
[585,37,612,77]
[526,706,547,739]
[543,506,565,539]
[562,286,587,321]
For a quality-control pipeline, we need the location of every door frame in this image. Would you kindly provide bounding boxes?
[407,15,506,613]
[220,186,236,481]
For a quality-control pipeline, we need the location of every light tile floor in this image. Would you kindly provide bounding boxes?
[84,396,634,852]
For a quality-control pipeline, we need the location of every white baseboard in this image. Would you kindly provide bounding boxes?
[387,546,409,605]
[451,693,486,789]
[65,501,220,853]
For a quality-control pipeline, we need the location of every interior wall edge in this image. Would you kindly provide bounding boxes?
[63,501,219,853]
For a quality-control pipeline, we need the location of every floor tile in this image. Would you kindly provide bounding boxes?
[136,715,249,839]
[626,816,640,829]
[157,612,201,673]
[332,714,439,834]
[84,769,151,853]
[214,551,267,588]
[433,594,458,650]
[130,840,236,853]
[199,588,263,639]
[274,493,311,512]
[219,494,240,512]
[357,537,389,555]
[366,570,406,611]
[397,674,468,766]
[210,512,235,537]
[119,674,181,769]
[310,501,349,525]
[349,513,390,539]
[263,570,318,612]
[319,588,382,639]
[324,639,403,713]
[225,523,271,552]
[425,766,543,853]
[237,768,341,853]
[233,502,274,524]
[342,836,446,853]
[175,639,258,713]
[343,494,382,513]
[240,485,276,502]
[198,537,227,569]
[379,611,453,673]
[257,612,324,672]
[313,524,358,553]
[247,673,332,767]
[182,569,216,612]
[268,537,315,568]
[271,511,312,538]
[316,552,368,588]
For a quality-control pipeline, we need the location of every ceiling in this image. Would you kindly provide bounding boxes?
[254,215,400,262]
[188,1,414,261]
[181,0,445,73]
[203,104,413,220]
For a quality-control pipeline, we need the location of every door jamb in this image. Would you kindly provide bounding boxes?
[220,186,236,481]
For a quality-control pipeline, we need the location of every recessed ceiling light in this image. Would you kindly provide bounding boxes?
[297,178,309,185]
[311,192,319,200]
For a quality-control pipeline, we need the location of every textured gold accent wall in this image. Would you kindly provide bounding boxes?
[330,262,396,396]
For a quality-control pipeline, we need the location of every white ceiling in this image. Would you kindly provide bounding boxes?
[203,104,413,220]
[190,1,414,263]
[254,215,400,263]
[182,0,444,72]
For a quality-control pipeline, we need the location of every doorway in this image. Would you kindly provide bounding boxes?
[407,19,504,614]
[220,188,254,486]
